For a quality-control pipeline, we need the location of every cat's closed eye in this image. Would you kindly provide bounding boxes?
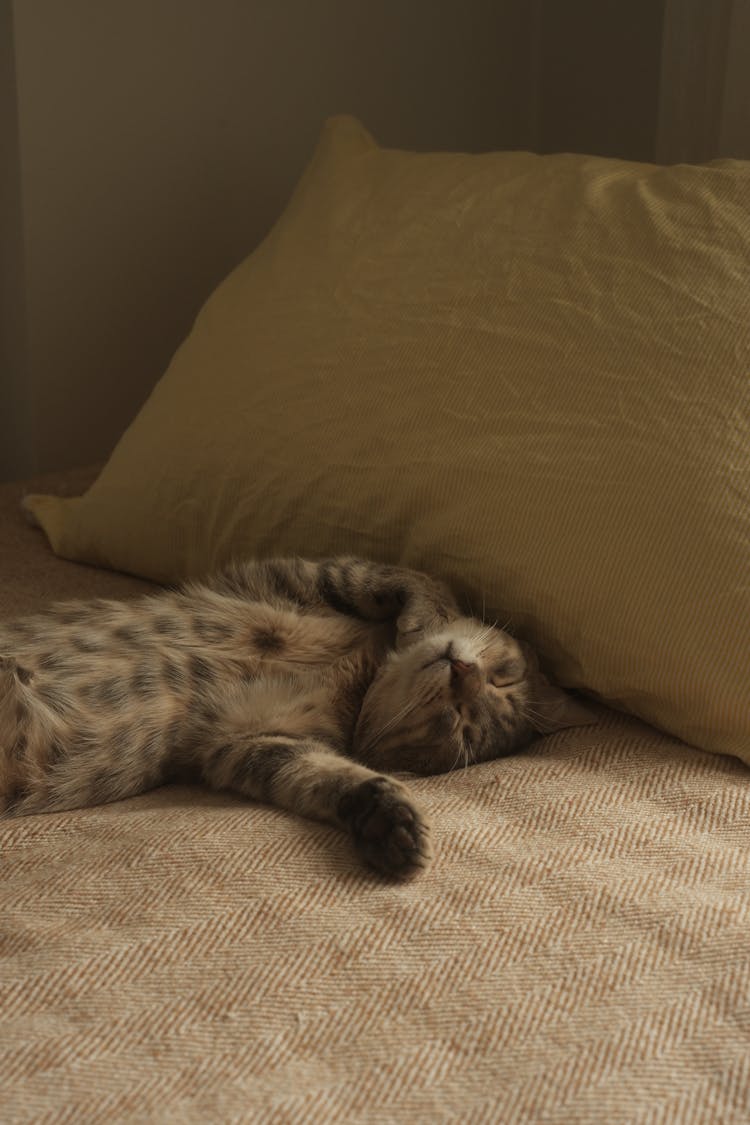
[489,661,525,688]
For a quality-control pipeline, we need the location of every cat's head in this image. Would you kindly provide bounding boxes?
[353,617,596,775]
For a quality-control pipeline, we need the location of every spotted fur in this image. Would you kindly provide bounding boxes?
[0,557,592,878]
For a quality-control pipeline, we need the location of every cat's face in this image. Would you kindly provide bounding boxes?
[354,617,593,775]
[354,618,533,774]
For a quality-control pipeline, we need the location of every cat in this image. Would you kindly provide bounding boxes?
[0,556,593,878]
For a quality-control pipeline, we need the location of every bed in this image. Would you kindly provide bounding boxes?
[4,117,749,1121]
[3,466,749,1122]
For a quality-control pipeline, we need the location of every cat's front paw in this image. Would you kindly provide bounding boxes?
[338,777,432,880]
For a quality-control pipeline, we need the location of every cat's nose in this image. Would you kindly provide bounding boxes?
[450,658,481,700]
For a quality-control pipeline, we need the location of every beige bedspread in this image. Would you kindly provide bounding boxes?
[2,471,749,1123]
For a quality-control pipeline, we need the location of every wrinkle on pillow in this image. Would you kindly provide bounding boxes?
[26,116,750,760]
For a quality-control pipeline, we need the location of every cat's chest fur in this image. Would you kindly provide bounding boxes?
[161,594,395,758]
[214,596,392,671]
[172,591,394,693]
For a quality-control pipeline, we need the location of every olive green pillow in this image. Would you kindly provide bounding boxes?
[26,116,750,761]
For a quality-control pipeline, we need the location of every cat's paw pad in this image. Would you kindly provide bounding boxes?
[338,777,432,880]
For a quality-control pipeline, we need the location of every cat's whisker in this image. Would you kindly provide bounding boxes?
[363,697,421,752]
[520,701,556,729]
[450,729,475,774]
[449,738,465,773]
[520,699,545,715]
[471,622,498,648]
[466,738,476,767]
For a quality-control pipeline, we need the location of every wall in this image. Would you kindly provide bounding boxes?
[720,0,750,156]
[535,0,750,165]
[657,0,750,162]
[2,0,538,481]
[535,0,667,162]
[0,0,32,480]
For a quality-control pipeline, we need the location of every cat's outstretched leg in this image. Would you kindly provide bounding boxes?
[201,733,431,879]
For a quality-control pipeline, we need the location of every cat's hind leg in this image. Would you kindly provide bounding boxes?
[0,656,29,812]
[202,734,432,880]
[1,650,178,817]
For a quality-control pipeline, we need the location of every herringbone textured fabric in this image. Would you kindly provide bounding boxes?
[2,475,749,1122]
[3,712,750,1123]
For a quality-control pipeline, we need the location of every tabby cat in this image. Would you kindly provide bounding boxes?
[0,556,592,878]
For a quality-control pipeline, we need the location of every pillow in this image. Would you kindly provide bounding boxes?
[25,116,750,761]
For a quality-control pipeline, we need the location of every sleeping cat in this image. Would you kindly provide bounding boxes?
[0,556,592,878]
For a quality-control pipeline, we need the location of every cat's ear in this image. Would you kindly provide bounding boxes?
[518,640,600,735]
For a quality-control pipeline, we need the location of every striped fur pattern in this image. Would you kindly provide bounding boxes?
[0,557,589,878]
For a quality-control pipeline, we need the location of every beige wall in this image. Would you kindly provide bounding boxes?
[535,0,667,162]
[720,0,750,157]
[2,0,538,480]
[657,0,750,163]
[0,0,32,480]
[3,0,748,481]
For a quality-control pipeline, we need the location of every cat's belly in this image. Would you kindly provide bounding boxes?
[0,599,392,802]
[211,610,393,754]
